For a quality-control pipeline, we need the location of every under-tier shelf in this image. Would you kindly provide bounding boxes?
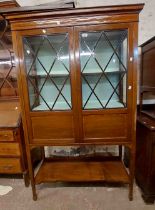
[35,159,129,184]
[33,100,124,111]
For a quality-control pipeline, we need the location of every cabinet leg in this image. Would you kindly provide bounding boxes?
[26,147,38,200]
[119,145,122,159]
[23,171,30,187]
[32,189,37,201]
[128,146,135,201]
[30,176,37,201]
[128,184,133,201]
[142,194,155,204]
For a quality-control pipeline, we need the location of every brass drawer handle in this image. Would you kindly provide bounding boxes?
[0,134,8,137]
[3,165,13,170]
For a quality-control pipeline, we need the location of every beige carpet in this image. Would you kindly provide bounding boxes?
[0,177,154,210]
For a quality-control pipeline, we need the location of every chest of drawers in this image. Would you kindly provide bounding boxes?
[0,100,29,186]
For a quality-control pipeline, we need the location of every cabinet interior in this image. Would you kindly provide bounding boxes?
[23,29,128,111]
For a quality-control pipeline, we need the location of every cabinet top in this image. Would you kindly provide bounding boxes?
[0,0,19,9]
[1,4,144,21]
[139,36,155,47]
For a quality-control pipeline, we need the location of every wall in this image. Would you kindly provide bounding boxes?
[5,0,155,44]
[76,0,155,46]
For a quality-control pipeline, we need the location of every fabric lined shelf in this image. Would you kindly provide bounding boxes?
[32,100,124,110]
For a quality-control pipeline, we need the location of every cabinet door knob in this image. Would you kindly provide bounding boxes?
[128,86,132,90]
[42,29,46,34]
[130,57,133,62]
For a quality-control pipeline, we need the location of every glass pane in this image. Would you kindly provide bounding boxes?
[23,33,72,111]
[80,30,128,109]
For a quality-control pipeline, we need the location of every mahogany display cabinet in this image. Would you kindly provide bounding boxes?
[2,4,144,200]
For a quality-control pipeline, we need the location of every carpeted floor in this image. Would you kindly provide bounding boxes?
[0,177,154,210]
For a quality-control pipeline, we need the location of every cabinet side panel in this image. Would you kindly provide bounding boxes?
[149,143,155,193]
[83,113,128,141]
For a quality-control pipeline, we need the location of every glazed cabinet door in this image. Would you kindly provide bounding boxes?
[75,24,134,143]
[17,27,78,144]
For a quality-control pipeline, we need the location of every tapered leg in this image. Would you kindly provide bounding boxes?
[23,171,30,187]
[142,194,155,204]
[128,147,135,201]
[118,145,122,159]
[129,183,133,201]
[27,147,38,200]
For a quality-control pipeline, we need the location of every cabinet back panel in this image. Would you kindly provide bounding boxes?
[83,113,128,141]
[31,115,74,140]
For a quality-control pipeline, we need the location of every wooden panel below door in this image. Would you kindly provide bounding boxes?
[31,114,75,142]
[83,113,128,142]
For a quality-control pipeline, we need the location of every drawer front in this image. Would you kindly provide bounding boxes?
[0,158,22,173]
[0,143,20,156]
[0,130,14,141]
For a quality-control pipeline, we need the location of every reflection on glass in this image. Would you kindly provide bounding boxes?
[80,30,128,109]
[23,33,72,111]
[0,19,18,98]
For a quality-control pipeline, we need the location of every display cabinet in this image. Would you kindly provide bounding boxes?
[2,4,144,200]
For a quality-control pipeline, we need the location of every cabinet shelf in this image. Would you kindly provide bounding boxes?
[29,71,69,77]
[141,110,155,120]
[35,158,129,184]
[140,86,155,93]
[82,70,126,75]
[137,114,155,130]
[29,70,125,78]
[33,102,71,110]
[32,100,124,111]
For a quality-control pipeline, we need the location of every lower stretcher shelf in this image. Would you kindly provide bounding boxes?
[35,159,129,184]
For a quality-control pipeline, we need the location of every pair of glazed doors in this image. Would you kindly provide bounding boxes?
[17,23,135,144]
